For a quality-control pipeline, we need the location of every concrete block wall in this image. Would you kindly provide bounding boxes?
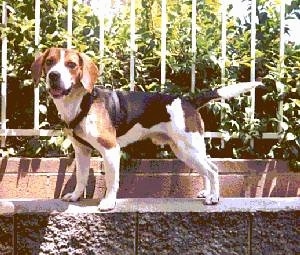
[0,198,299,254]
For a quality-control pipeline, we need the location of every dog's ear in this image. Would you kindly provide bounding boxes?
[79,52,99,93]
[31,49,50,86]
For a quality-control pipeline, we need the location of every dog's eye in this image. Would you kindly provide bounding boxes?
[66,61,77,69]
[45,59,54,66]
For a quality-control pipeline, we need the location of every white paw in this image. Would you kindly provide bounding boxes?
[98,198,116,211]
[62,192,81,202]
[204,194,219,205]
[197,189,210,198]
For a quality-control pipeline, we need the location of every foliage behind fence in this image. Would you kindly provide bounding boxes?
[0,0,299,170]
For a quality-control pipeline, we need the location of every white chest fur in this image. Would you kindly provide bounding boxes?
[52,89,86,124]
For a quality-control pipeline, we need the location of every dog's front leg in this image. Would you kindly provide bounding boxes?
[62,145,91,202]
[98,145,120,211]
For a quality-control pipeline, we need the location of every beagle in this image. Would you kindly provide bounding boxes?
[31,47,262,211]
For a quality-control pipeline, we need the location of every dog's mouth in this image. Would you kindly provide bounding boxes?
[49,88,71,99]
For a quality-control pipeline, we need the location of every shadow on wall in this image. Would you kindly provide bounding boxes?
[0,158,299,200]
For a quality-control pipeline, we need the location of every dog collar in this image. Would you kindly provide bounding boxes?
[68,88,97,129]
[64,88,97,149]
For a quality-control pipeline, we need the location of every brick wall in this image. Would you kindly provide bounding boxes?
[0,158,299,199]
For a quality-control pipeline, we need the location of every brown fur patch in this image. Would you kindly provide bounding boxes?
[78,52,99,93]
[42,48,61,74]
[89,100,117,149]
[182,102,204,134]
[97,136,117,149]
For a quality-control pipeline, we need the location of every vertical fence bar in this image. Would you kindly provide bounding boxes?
[191,0,196,93]
[250,0,257,148]
[99,3,105,84]
[130,0,135,91]
[34,0,40,130]
[98,1,106,84]
[220,0,226,85]
[277,0,285,134]
[220,0,227,148]
[250,0,257,83]
[1,2,8,147]
[67,0,73,49]
[160,0,167,90]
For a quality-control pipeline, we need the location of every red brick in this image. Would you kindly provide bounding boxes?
[214,159,289,174]
[121,159,189,173]
[0,174,50,199]
[118,174,204,198]
[0,158,297,200]
[220,175,247,197]
[0,157,103,174]
[46,173,106,199]
[246,173,300,197]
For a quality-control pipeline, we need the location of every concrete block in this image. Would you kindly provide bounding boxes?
[251,211,300,255]
[16,213,135,255]
[138,212,249,255]
[0,215,13,255]
[0,198,299,254]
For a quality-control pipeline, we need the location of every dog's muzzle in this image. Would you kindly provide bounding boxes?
[48,71,71,98]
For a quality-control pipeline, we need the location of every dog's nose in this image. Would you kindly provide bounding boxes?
[49,71,60,82]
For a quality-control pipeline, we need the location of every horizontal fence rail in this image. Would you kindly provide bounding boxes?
[0,0,287,148]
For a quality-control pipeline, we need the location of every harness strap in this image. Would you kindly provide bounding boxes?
[69,89,96,129]
[111,91,121,128]
[72,132,94,149]
[65,88,121,150]
[65,89,97,150]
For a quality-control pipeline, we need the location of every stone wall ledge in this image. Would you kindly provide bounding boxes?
[1,197,299,214]
[1,198,299,254]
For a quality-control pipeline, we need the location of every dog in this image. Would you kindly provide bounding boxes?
[31,47,262,211]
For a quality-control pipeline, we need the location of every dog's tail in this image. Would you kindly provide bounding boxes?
[190,82,264,107]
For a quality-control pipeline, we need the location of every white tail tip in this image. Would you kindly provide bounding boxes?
[217,82,263,99]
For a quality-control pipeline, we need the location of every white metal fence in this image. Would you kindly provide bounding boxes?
[0,0,286,149]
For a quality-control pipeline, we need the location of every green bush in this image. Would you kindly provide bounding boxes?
[0,0,299,170]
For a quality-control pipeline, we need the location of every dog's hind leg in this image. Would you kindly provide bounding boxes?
[169,138,219,205]
[201,158,219,204]
[166,98,219,204]
[197,159,219,200]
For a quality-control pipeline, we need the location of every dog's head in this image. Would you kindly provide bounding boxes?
[31,47,99,98]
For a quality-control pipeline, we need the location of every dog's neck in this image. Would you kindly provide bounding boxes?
[52,87,87,125]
